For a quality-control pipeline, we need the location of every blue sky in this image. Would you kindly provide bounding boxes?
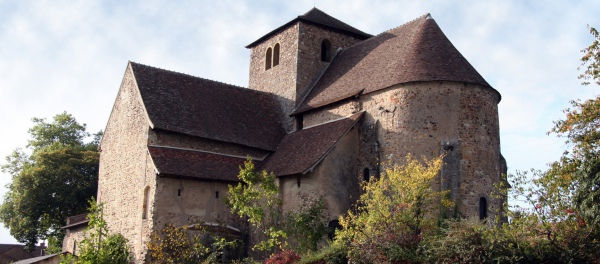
[0,0,598,244]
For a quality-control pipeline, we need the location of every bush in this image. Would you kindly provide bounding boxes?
[265,250,301,264]
[335,155,451,263]
[147,223,242,264]
[299,243,348,264]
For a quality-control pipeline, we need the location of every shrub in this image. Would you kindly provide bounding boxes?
[265,250,301,264]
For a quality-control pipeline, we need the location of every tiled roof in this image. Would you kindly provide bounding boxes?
[0,244,20,254]
[294,14,498,114]
[261,112,364,177]
[62,213,89,229]
[148,146,250,182]
[246,8,371,48]
[130,62,285,151]
[12,253,61,264]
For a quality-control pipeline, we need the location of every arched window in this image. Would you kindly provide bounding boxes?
[363,168,370,182]
[321,39,332,62]
[142,186,150,219]
[265,47,272,70]
[273,43,280,67]
[479,197,488,220]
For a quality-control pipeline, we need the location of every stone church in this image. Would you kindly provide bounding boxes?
[63,8,505,262]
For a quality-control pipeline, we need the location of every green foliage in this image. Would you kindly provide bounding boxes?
[46,236,64,254]
[551,25,600,225]
[424,218,526,263]
[299,243,348,264]
[147,223,241,264]
[284,195,329,253]
[70,200,132,264]
[335,155,451,263]
[579,26,600,86]
[226,158,286,253]
[0,112,101,251]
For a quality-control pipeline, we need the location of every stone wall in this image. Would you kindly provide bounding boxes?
[302,81,504,219]
[62,225,87,255]
[248,24,299,132]
[152,177,241,230]
[295,23,365,103]
[279,126,360,220]
[97,64,155,263]
[248,22,366,132]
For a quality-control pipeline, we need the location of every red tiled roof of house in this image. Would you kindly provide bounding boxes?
[246,7,371,48]
[130,62,286,151]
[148,146,251,182]
[261,112,364,177]
[294,14,499,114]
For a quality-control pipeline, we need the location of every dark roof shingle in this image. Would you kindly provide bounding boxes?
[130,62,285,151]
[261,112,364,177]
[148,146,249,182]
[246,8,371,48]
[294,14,498,114]
[62,213,89,229]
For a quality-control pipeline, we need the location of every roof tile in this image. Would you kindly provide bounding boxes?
[130,62,286,151]
[148,146,247,182]
[294,15,496,114]
[261,112,364,176]
[246,8,371,48]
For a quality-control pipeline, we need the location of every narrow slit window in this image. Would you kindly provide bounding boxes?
[177,189,181,197]
[479,197,488,220]
[363,168,370,182]
[321,39,332,62]
[273,43,280,67]
[215,191,219,198]
[142,186,150,219]
[265,47,272,70]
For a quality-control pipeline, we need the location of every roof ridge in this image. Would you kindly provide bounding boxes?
[302,111,365,130]
[129,61,249,90]
[377,13,431,36]
[147,145,268,161]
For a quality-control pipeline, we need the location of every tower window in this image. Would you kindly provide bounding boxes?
[479,197,488,220]
[273,43,280,67]
[265,47,273,70]
[215,191,219,198]
[321,39,332,62]
[363,168,370,182]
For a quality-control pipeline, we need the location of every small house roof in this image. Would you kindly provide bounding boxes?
[130,62,285,151]
[246,7,371,48]
[62,213,89,229]
[294,14,499,114]
[261,111,364,177]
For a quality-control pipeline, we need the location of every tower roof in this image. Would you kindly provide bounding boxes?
[246,7,372,48]
[293,14,500,114]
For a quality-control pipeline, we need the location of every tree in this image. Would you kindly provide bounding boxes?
[0,112,101,251]
[63,200,131,264]
[335,155,452,263]
[226,158,286,254]
[578,26,600,86]
[548,25,600,225]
